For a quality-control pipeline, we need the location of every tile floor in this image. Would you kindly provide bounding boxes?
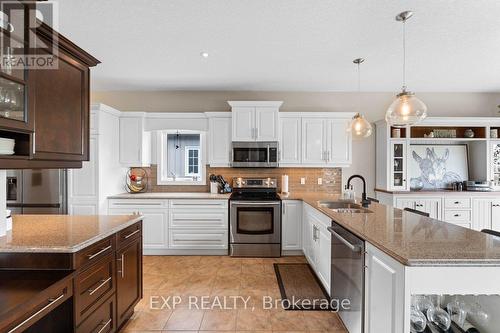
[121,255,347,333]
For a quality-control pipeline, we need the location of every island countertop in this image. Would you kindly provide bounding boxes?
[281,192,500,266]
[0,215,143,253]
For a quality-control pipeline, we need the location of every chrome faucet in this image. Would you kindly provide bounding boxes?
[347,174,370,207]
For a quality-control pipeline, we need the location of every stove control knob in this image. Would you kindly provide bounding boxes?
[270,180,275,186]
[264,180,270,186]
[235,179,242,187]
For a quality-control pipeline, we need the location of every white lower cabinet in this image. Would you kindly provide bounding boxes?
[302,203,331,294]
[472,198,500,231]
[281,200,302,251]
[108,199,228,253]
[364,243,405,333]
[395,197,442,219]
[108,208,169,250]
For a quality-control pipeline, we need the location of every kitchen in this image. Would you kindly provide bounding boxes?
[1,1,500,333]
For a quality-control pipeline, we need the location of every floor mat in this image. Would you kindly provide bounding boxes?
[274,263,333,311]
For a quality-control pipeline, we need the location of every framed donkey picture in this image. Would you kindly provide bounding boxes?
[409,144,469,190]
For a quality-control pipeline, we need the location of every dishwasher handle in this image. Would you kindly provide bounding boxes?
[327,226,362,253]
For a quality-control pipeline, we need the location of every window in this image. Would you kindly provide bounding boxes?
[157,130,205,185]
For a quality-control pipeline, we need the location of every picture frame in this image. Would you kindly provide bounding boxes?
[409,144,469,190]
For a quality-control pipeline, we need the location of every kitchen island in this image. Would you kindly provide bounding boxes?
[0,214,143,333]
[281,192,500,333]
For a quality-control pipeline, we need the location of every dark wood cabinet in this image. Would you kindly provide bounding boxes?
[0,1,99,168]
[116,233,143,328]
[0,220,143,332]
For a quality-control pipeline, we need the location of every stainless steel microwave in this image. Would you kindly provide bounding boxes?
[231,141,278,168]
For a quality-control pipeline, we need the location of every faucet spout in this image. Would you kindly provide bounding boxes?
[346,174,370,207]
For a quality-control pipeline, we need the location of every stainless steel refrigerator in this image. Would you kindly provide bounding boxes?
[6,169,67,214]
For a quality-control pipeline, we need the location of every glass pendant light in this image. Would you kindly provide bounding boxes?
[385,11,427,128]
[350,58,372,139]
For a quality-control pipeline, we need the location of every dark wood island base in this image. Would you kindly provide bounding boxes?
[0,219,143,333]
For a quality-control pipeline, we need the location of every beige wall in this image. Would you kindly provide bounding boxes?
[92,91,500,120]
[92,90,500,196]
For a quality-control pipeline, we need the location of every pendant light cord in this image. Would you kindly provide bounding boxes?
[357,61,361,113]
[402,19,406,91]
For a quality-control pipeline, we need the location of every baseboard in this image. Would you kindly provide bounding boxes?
[281,250,304,256]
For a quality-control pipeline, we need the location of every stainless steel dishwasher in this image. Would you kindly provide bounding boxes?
[327,221,365,333]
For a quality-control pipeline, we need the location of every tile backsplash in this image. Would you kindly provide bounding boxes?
[134,165,342,194]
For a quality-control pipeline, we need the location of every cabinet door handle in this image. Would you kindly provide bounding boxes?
[124,229,140,239]
[95,318,112,333]
[87,246,112,260]
[117,253,125,278]
[88,277,112,296]
[8,293,65,333]
[255,127,259,139]
[282,204,286,215]
[327,151,330,162]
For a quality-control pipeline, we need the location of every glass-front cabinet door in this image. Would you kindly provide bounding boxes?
[490,141,500,186]
[0,1,34,131]
[390,140,408,190]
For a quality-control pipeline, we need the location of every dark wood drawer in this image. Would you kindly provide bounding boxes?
[75,254,115,325]
[3,273,73,333]
[75,236,115,269]
[116,222,142,249]
[76,294,116,333]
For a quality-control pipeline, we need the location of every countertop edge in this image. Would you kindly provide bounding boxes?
[0,215,143,254]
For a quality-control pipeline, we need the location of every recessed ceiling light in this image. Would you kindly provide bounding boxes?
[200,52,209,58]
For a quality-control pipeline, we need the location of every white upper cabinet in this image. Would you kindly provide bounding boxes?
[119,114,151,167]
[301,116,352,166]
[229,101,282,142]
[327,119,351,165]
[255,107,279,141]
[207,113,232,167]
[302,118,327,165]
[279,116,301,165]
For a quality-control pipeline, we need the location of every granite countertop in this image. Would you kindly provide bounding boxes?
[0,215,143,253]
[108,192,231,199]
[375,188,500,195]
[281,192,500,266]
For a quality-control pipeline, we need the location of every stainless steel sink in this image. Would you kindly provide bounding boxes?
[317,201,373,214]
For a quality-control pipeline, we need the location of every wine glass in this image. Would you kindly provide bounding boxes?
[412,295,433,315]
[410,307,427,332]
[427,306,451,331]
[447,299,467,327]
[468,300,489,325]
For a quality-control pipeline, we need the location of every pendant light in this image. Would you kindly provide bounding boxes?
[350,58,372,139]
[385,11,427,128]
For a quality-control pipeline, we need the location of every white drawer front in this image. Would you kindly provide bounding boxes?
[444,210,471,222]
[169,229,228,249]
[444,198,471,209]
[446,221,473,229]
[169,199,228,210]
[109,199,167,209]
[169,211,227,228]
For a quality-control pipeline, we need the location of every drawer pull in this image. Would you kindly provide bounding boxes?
[87,246,112,260]
[454,214,460,217]
[95,318,112,333]
[88,277,112,296]
[124,229,140,239]
[454,201,460,204]
[117,253,125,278]
[174,218,222,221]
[8,293,65,333]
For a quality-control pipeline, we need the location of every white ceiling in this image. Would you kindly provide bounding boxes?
[54,0,500,92]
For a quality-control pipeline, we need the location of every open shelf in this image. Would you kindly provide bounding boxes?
[0,129,31,158]
[390,126,407,138]
[410,126,486,139]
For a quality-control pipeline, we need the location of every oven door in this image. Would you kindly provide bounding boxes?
[230,201,281,243]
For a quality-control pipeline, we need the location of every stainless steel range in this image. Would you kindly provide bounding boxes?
[229,177,281,257]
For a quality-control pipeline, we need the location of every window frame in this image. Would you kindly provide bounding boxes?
[184,145,200,176]
[157,130,206,186]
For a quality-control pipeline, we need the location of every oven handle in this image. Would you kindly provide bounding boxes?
[327,226,362,253]
[231,202,280,205]
[267,144,270,165]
